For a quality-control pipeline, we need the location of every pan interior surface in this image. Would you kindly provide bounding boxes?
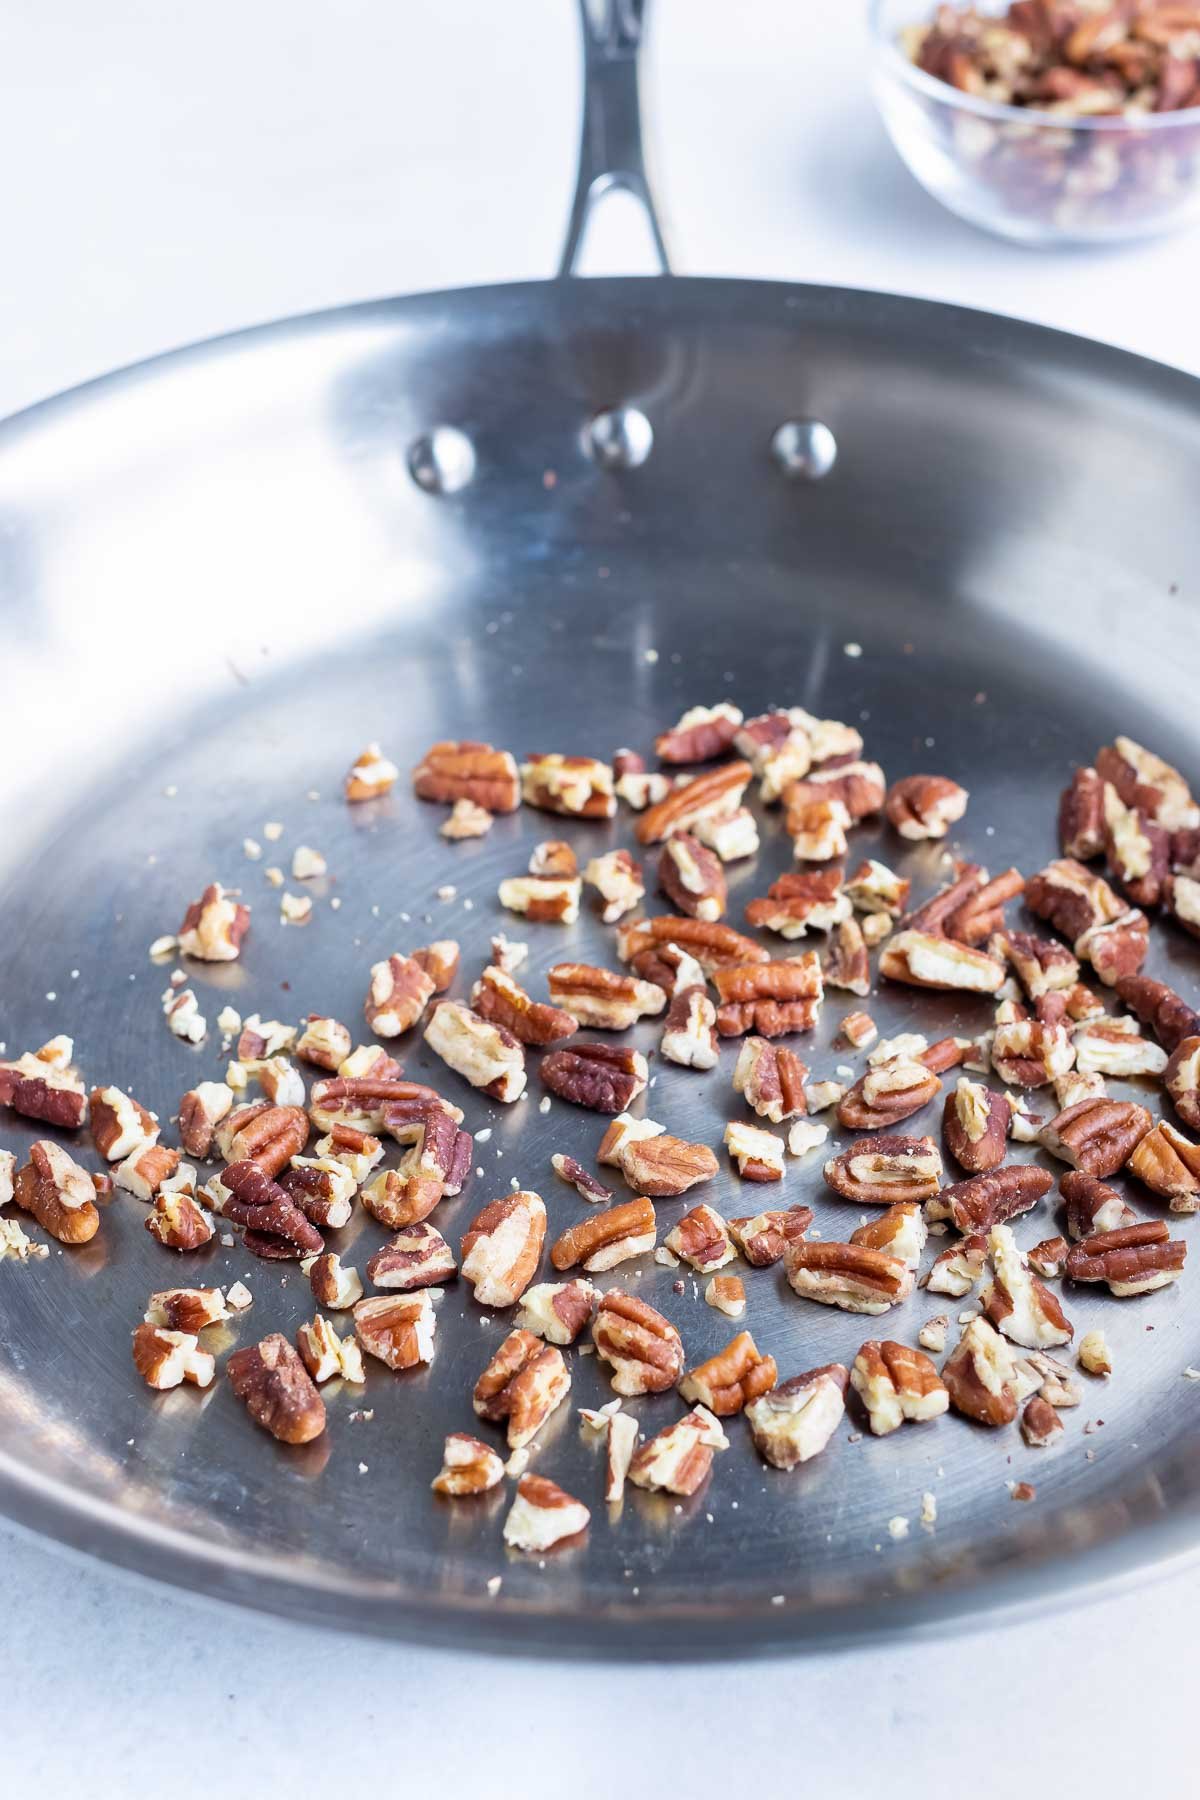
[1,278,1198,1655]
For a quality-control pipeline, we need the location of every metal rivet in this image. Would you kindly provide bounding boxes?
[771,419,837,481]
[585,406,653,470]
[407,426,476,494]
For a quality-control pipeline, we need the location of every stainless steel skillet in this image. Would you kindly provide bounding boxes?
[1,0,1199,1658]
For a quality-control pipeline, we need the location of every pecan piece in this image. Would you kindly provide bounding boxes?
[660,983,720,1070]
[219,1160,323,1258]
[309,1075,456,1134]
[294,1016,353,1072]
[227,1333,325,1442]
[216,1102,308,1176]
[1061,1172,1137,1241]
[1128,1120,1200,1212]
[0,1038,88,1130]
[521,753,615,819]
[840,1009,878,1049]
[1021,1395,1063,1449]
[837,1057,942,1131]
[145,1284,228,1333]
[344,741,399,803]
[546,962,665,1031]
[784,760,886,823]
[983,1224,1073,1348]
[364,953,435,1037]
[460,1191,546,1305]
[744,869,849,940]
[1096,737,1198,833]
[551,1195,656,1273]
[177,882,250,962]
[617,913,767,975]
[943,1077,1010,1173]
[713,954,823,1038]
[787,798,850,862]
[1166,1035,1200,1130]
[845,859,910,917]
[529,839,578,879]
[727,1205,812,1267]
[412,940,460,993]
[515,1278,598,1345]
[1102,783,1170,907]
[132,1323,215,1392]
[990,929,1079,1001]
[302,1250,363,1310]
[885,774,968,840]
[583,848,644,923]
[503,1474,590,1551]
[1078,1331,1113,1377]
[1027,1236,1069,1280]
[732,1037,808,1123]
[991,1016,1075,1088]
[850,1201,927,1269]
[473,1329,571,1449]
[1165,872,1200,940]
[278,1156,356,1229]
[851,1339,948,1434]
[296,1315,365,1385]
[636,761,752,845]
[658,834,727,922]
[628,1408,729,1497]
[692,804,760,862]
[926,1163,1053,1233]
[432,1432,505,1496]
[424,1001,526,1103]
[550,1154,612,1204]
[825,1135,943,1205]
[90,1086,157,1161]
[923,1233,988,1297]
[314,1124,384,1185]
[1025,859,1148,984]
[412,739,520,813]
[496,873,582,924]
[592,1290,684,1395]
[1059,766,1106,859]
[366,1222,456,1290]
[1073,1018,1165,1078]
[1077,909,1150,987]
[471,964,577,1045]
[440,797,493,839]
[146,1187,214,1252]
[1040,1097,1152,1177]
[706,1274,745,1318]
[784,1240,914,1313]
[1066,1220,1186,1296]
[724,1120,786,1182]
[1116,973,1200,1054]
[540,1042,648,1113]
[880,931,1005,994]
[13,1142,100,1245]
[942,867,1025,947]
[664,1201,736,1271]
[942,1318,1019,1427]
[353,1293,436,1370]
[618,1135,718,1198]
[745,1364,847,1468]
[679,1331,776,1416]
[823,918,870,997]
[655,701,743,764]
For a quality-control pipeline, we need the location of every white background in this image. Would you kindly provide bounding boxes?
[2,2,1196,1791]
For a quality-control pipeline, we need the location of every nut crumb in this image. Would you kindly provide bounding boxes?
[886,1515,909,1541]
[264,822,284,841]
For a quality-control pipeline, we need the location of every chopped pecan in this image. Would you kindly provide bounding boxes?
[540,1041,648,1113]
[845,858,910,917]
[460,1191,546,1306]
[432,1432,506,1496]
[983,1224,1073,1348]
[1116,973,1200,1054]
[546,962,665,1031]
[1040,1097,1152,1177]
[656,701,743,764]
[732,1037,808,1123]
[144,1284,228,1333]
[146,1186,214,1252]
[658,834,727,922]
[1028,1236,1069,1279]
[90,1086,157,1161]
[1021,1395,1063,1448]
[991,1016,1075,1088]
[1025,858,1148,983]
[551,1195,656,1273]
[1078,1330,1113,1377]
[664,1201,736,1271]
[583,848,644,923]
[744,869,849,940]
[310,1074,455,1134]
[618,1134,718,1198]
[880,931,1005,994]
[787,797,850,862]
[1096,736,1198,834]
[219,1159,324,1259]
[1166,1035,1200,1130]
[294,1016,353,1072]
[850,1201,927,1269]
[735,709,811,786]
[440,797,494,839]
[724,1120,786,1182]
[227,1333,325,1442]
[613,753,672,811]
[680,1331,776,1416]
[617,913,767,975]
[550,1155,611,1207]
[885,774,968,840]
[823,918,870,997]
[132,1323,214,1392]
[296,1315,364,1385]
[1020,1349,1080,1408]
[837,1057,942,1131]
[825,1135,943,1205]
[1059,765,1107,859]
[1128,1119,1200,1212]
[942,1317,1019,1427]
[366,1221,456,1290]
[496,873,582,924]
[705,1274,747,1318]
[713,954,823,1038]
[784,1239,914,1313]
[339,1043,405,1080]
[216,1102,308,1176]
[926,1163,1052,1233]
[303,1250,363,1310]
[313,1125,384,1187]
[840,1010,878,1050]
[364,953,435,1037]
[344,742,400,803]
[728,1205,812,1266]
[692,804,760,862]
[503,1474,590,1550]
[490,932,528,975]
[473,1329,571,1449]
[628,1407,729,1496]
[1065,1220,1186,1296]
[516,1278,597,1345]
[1073,1017,1165,1078]
[177,882,250,962]
[990,928,1080,1000]
[13,1142,100,1244]
[1078,909,1150,987]
[1065,983,1106,1023]
[660,983,720,1070]
[353,1292,436,1371]
[0,1038,88,1130]
[597,1112,664,1167]
[784,760,886,824]
[471,964,577,1045]
[412,940,460,994]
[592,1289,684,1395]
[521,754,614,819]
[278,1156,356,1229]
[1061,1171,1137,1240]
[413,739,520,813]
[424,1001,526,1103]
[529,840,578,879]
[851,1339,948,1434]
[924,1234,988,1298]
[1103,783,1170,907]
[943,1077,1010,1173]
[745,1363,847,1468]
[636,762,752,845]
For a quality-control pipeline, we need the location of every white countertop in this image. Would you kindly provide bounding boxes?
[3,1,1197,1789]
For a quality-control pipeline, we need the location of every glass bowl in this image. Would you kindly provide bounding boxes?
[869,0,1200,244]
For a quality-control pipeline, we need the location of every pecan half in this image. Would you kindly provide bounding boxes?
[1040,1097,1152,1177]
[472,964,577,1045]
[664,1201,736,1271]
[353,1293,436,1371]
[744,869,849,940]
[503,1474,590,1551]
[944,1077,1010,1173]
[146,1187,214,1252]
[473,1329,571,1449]
[990,928,1079,1000]
[219,1159,324,1259]
[547,962,666,1031]
[529,840,578,879]
[515,1278,598,1345]
[837,1058,942,1131]
[850,1339,948,1434]
[1166,1035,1200,1130]
[227,1333,325,1442]
[132,1323,214,1392]
[724,1120,786,1182]
[1096,736,1199,834]
[784,760,886,824]
[824,1135,943,1204]
[460,1191,546,1306]
[13,1142,100,1245]
[926,1163,1053,1233]
[784,1240,914,1313]
[431,1432,505,1497]
[732,1037,808,1122]
[496,873,582,924]
[424,1001,527,1103]
[366,1222,456,1290]
[550,1195,656,1273]
[1060,1171,1138,1241]
[1059,766,1106,859]
[660,984,720,1069]
[728,1204,812,1266]
[679,1331,777,1416]
[942,1318,1018,1427]
[412,739,520,813]
[617,1134,718,1198]
[983,1224,1073,1348]
[521,753,615,819]
[1103,783,1170,908]
[583,848,644,923]
[656,701,743,764]
[745,1365,847,1468]
[344,742,399,803]
[90,1086,157,1161]
[1116,973,1200,1054]
[539,1042,648,1113]
[713,954,823,1038]
[592,1289,684,1395]
[216,1102,308,1176]
[177,882,250,962]
[636,762,752,845]
[924,1233,988,1297]
[880,931,1005,994]
[617,913,767,974]
[885,774,968,840]
[1128,1120,1200,1212]
[1065,1220,1186,1296]
[850,1200,927,1269]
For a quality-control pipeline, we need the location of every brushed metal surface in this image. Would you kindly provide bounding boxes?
[1,277,1199,1655]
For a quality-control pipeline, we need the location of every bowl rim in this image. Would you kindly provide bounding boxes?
[867,0,1200,133]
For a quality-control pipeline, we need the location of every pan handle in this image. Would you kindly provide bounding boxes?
[558,0,671,278]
